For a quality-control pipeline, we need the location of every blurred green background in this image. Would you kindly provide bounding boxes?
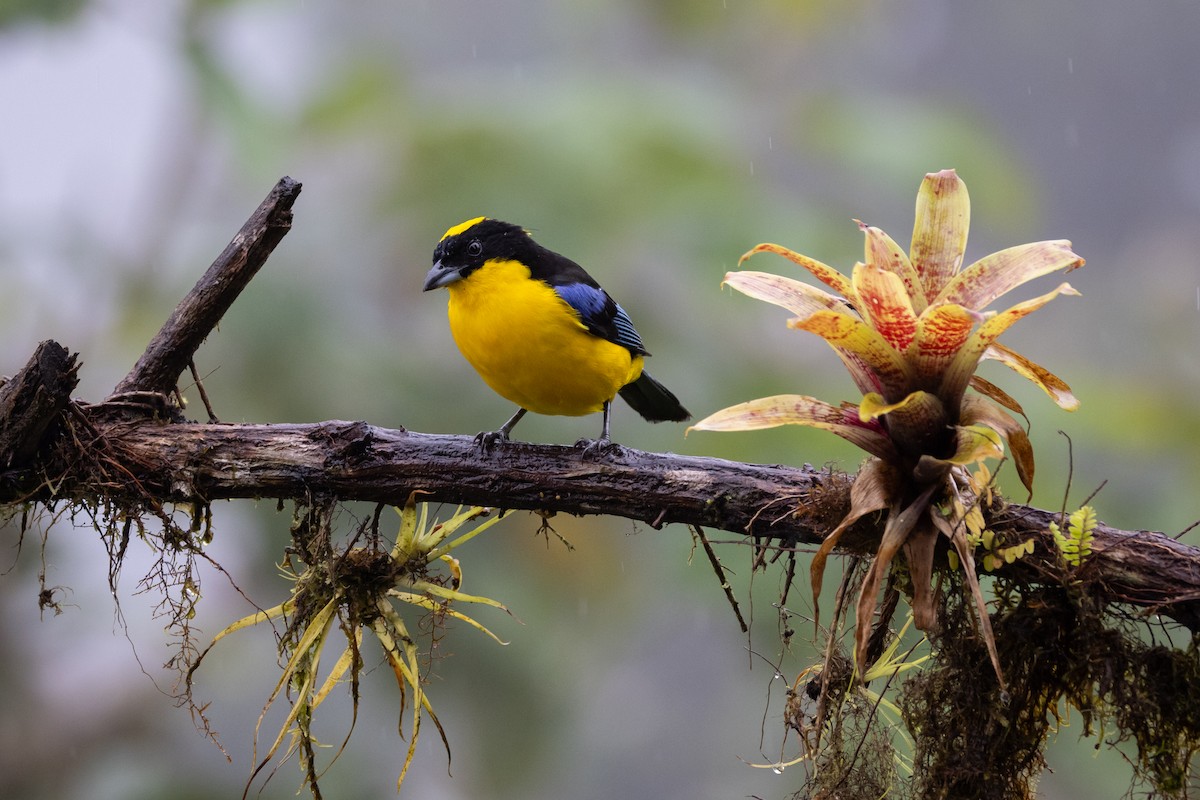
[2,1,1199,798]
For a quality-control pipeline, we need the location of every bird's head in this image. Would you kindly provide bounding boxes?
[423,217,529,291]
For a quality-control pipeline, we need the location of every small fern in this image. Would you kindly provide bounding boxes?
[953,526,1036,573]
[1050,505,1097,567]
[947,494,1035,573]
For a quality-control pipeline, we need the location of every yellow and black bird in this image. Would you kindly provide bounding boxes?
[423,217,690,451]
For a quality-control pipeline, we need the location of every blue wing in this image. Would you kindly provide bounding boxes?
[553,282,649,356]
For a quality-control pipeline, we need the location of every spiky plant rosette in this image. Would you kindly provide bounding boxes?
[692,169,1084,682]
[186,494,510,797]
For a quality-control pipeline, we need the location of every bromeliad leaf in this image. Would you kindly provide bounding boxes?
[739,242,855,299]
[982,342,1079,411]
[689,394,898,461]
[852,258,918,350]
[860,221,928,312]
[939,282,1081,408]
[934,239,1083,310]
[960,394,1035,496]
[810,457,897,627]
[722,270,845,318]
[910,168,970,300]
[789,310,912,398]
[696,168,1084,687]
[908,303,983,383]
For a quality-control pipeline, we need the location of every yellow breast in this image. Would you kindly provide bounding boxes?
[445,259,644,416]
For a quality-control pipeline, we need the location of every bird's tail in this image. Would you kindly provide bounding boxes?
[619,371,690,423]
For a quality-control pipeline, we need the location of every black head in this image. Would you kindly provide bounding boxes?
[423,217,533,291]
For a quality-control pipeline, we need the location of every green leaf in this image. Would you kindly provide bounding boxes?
[1051,505,1096,567]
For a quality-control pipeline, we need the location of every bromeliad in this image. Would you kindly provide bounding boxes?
[691,169,1084,682]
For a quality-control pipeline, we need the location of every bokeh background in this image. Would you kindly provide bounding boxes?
[2,1,1199,798]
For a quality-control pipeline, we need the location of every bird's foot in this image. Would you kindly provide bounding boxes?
[575,436,622,460]
[474,429,510,453]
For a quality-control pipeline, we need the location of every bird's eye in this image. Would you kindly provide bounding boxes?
[467,240,483,257]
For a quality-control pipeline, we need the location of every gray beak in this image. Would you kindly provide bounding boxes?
[422,260,462,291]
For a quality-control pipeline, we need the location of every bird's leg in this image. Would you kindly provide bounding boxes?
[475,407,527,452]
[600,400,612,442]
[499,406,528,438]
[577,401,621,459]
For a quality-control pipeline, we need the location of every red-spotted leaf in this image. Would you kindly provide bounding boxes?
[859,221,927,312]
[722,270,843,318]
[910,169,970,299]
[739,243,854,299]
[933,239,1084,311]
[689,394,898,460]
[852,258,918,351]
[982,341,1079,411]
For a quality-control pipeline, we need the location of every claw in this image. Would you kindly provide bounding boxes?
[576,400,623,459]
[576,436,622,460]
[474,429,509,453]
[474,407,528,453]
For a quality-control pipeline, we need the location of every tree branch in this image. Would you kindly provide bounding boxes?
[108,176,302,399]
[4,176,1198,643]
[0,340,79,470]
[20,414,1200,631]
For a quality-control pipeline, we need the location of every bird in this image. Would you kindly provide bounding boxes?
[423,217,690,453]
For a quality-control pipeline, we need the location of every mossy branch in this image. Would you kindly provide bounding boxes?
[5,408,1199,631]
[2,176,1199,636]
